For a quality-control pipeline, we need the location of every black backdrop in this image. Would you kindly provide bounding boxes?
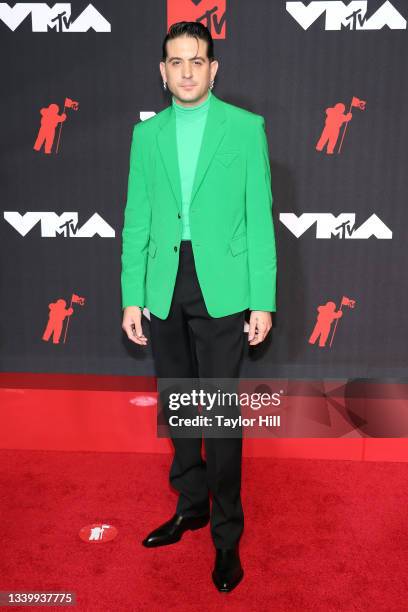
[1,0,407,378]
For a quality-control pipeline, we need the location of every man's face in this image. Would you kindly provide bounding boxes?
[160,35,218,107]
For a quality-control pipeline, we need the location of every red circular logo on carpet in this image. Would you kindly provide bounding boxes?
[79,523,118,543]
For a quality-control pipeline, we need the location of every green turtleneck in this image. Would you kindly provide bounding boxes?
[172,88,212,240]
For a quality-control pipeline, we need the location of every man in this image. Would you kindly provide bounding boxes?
[121,21,277,593]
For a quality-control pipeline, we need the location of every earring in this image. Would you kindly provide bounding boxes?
[163,81,167,90]
[209,79,215,90]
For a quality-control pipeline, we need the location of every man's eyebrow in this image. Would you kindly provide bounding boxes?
[167,56,206,61]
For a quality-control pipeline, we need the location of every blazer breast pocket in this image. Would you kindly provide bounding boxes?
[214,150,239,167]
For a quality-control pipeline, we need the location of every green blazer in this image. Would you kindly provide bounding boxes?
[121,92,277,319]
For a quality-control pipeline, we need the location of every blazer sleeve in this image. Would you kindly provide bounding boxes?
[245,116,277,312]
[121,123,152,310]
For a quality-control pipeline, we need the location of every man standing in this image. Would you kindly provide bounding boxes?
[121,22,277,592]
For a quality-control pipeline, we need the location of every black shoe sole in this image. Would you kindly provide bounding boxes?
[142,514,210,548]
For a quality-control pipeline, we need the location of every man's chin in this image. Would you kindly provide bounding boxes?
[178,89,196,98]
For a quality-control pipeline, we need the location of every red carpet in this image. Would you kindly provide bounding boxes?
[1,449,408,611]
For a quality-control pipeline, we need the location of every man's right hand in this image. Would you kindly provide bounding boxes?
[122,306,148,346]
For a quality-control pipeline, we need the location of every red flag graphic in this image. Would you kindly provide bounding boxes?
[341,296,356,308]
[351,96,366,110]
[65,97,79,110]
[72,293,85,306]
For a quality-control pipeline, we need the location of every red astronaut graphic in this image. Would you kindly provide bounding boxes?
[42,299,73,344]
[316,96,366,155]
[42,293,85,344]
[33,97,79,154]
[309,296,356,348]
[33,104,66,154]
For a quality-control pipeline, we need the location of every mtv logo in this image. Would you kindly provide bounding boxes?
[4,212,115,238]
[279,213,392,239]
[286,1,406,31]
[167,0,226,39]
[0,3,111,32]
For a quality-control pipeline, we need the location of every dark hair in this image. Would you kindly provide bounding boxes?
[162,21,215,62]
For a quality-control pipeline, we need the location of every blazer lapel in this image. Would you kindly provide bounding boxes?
[156,92,227,212]
[156,109,182,213]
[190,93,226,206]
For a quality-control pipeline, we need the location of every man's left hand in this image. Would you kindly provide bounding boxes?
[248,311,273,345]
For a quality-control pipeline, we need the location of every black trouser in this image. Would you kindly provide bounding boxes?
[149,239,246,548]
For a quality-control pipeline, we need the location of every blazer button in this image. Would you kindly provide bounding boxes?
[177,213,181,219]
[174,246,178,252]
